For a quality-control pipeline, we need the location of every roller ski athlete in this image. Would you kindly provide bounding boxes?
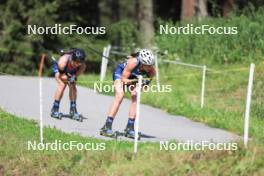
[50,48,86,122]
[100,49,156,139]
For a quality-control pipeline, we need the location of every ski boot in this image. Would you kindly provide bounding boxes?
[50,108,62,120]
[124,126,141,140]
[69,107,83,122]
[100,124,116,138]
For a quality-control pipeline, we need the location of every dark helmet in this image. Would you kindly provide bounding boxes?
[72,48,86,62]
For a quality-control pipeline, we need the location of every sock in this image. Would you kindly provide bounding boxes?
[53,100,60,110]
[106,116,114,123]
[127,118,135,129]
[106,116,114,128]
[70,101,76,108]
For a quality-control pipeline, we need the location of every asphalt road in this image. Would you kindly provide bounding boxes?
[0,76,239,143]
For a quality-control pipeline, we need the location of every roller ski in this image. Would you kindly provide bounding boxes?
[69,107,83,122]
[124,127,141,140]
[100,124,117,138]
[50,108,62,120]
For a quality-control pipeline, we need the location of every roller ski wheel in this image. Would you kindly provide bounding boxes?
[70,108,83,122]
[100,126,117,139]
[114,131,125,137]
[124,129,141,140]
[70,113,83,122]
[51,111,62,120]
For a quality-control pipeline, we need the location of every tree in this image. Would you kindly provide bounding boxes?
[181,0,208,21]
[136,0,154,48]
[222,0,235,17]
[196,0,208,20]
[181,0,195,21]
[110,0,120,46]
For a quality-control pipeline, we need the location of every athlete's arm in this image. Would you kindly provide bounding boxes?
[147,66,156,78]
[76,64,86,76]
[121,57,138,84]
[57,55,68,73]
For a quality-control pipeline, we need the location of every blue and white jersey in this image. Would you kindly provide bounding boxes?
[112,57,142,81]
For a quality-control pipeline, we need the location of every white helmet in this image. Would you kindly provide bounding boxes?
[138,49,155,65]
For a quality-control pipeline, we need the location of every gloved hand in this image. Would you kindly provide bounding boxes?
[68,74,77,84]
[142,79,151,85]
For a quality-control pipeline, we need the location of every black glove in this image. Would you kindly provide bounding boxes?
[142,79,151,85]
[67,74,77,84]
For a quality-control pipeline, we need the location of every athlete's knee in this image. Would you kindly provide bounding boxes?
[131,89,137,98]
[60,74,68,83]
[69,83,77,91]
[115,92,124,102]
[58,83,66,91]
[73,85,77,93]
[131,94,137,102]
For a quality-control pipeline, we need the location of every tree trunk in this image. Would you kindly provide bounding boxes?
[196,0,208,20]
[110,0,120,21]
[136,0,154,48]
[181,0,195,21]
[110,0,120,46]
[222,0,235,17]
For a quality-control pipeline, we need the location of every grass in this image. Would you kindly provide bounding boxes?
[1,110,264,175]
[77,61,264,146]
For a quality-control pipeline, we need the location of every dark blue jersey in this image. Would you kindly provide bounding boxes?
[112,57,142,81]
[53,54,79,75]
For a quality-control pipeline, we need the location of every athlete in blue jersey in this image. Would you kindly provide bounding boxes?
[100,49,156,138]
[50,48,86,120]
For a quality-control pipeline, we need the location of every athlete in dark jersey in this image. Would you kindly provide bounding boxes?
[50,48,86,120]
[112,57,142,81]
[53,59,80,76]
[100,49,156,138]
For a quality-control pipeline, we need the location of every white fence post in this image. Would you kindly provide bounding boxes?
[100,47,107,82]
[39,76,43,144]
[134,75,143,154]
[244,63,255,148]
[201,65,206,108]
[38,54,45,144]
[100,45,111,82]
[154,52,160,91]
[105,45,111,78]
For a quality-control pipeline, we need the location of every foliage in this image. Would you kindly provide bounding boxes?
[107,20,138,52]
[155,8,264,65]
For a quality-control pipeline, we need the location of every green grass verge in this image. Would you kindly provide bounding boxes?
[1,110,264,175]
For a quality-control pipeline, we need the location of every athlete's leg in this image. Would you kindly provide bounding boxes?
[107,79,125,118]
[128,84,137,120]
[69,82,77,102]
[101,79,124,135]
[124,85,137,135]
[51,73,67,117]
[54,73,67,101]
[68,82,79,117]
